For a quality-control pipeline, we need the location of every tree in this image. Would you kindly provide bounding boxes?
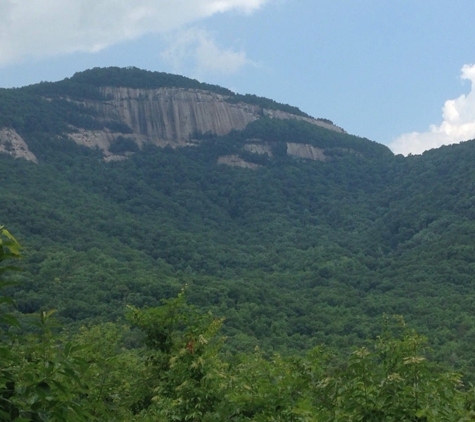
[127,289,228,420]
[0,228,89,421]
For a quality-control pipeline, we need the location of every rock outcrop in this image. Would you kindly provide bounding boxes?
[83,87,261,144]
[217,154,260,169]
[0,128,37,163]
[217,140,331,170]
[70,87,344,153]
[286,143,327,161]
[243,141,273,157]
[0,78,350,165]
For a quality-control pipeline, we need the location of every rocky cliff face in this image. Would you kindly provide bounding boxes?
[0,80,350,164]
[96,87,261,141]
[68,87,344,156]
[0,128,37,163]
[286,143,326,161]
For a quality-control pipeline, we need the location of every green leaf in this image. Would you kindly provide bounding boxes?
[0,313,20,328]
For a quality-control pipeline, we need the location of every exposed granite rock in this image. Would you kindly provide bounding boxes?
[286,143,327,161]
[0,128,38,162]
[87,87,261,143]
[217,154,260,169]
[74,87,344,150]
[1,85,347,164]
[69,129,164,161]
[68,128,116,151]
[243,141,273,157]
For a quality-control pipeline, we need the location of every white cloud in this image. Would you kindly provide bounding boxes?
[0,0,270,66]
[390,64,475,156]
[161,28,254,76]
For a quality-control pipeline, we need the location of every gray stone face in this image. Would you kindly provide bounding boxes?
[90,87,261,143]
[0,128,37,162]
[0,85,345,163]
[286,143,327,161]
[76,86,343,147]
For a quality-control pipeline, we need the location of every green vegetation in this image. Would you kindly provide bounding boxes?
[2,239,475,420]
[3,67,475,418]
[2,132,475,373]
[109,136,139,154]
[14,67,312,118]
[67,66,234,95]
[227,93,311,118]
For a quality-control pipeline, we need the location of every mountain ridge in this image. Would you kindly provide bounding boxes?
[0,67,357,163]
[7,67,475,372]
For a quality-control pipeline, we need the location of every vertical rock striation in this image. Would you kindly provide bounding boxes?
[91,87,262,143]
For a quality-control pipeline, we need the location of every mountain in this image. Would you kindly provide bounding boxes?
[0,67,352,164]
[2,67,475,377]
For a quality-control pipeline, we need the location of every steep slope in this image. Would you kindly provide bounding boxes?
[0,67,348,162]
[77,86,343,146]
[8,66,475,377]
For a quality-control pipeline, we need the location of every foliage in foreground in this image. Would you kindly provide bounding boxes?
[2,228,475,421]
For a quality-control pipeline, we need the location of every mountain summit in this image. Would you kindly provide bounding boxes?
[0,67,388,164]
[4,67,475,374]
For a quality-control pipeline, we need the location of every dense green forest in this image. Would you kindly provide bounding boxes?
[2,131,474,364]
[3,67,475,418]
[2,231,475,420]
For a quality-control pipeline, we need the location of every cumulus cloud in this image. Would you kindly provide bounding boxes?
[0,0,270,66]
[390,64,475,156]
[161,28,254,75]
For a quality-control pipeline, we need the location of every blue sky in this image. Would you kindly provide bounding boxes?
[0,0,474,155]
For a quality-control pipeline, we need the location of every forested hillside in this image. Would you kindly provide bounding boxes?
[2,229,475,421]
[2,67,475,419]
